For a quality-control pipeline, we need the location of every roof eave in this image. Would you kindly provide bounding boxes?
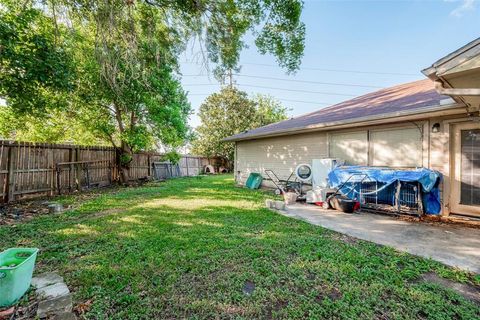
[224,101,463,142]
[422,37,480,79]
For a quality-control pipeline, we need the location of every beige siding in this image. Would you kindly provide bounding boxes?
[329,131,368,165]
[370,127,423,167]
[235,132,328,186]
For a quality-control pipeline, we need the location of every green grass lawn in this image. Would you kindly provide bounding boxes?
[1,175,478,319]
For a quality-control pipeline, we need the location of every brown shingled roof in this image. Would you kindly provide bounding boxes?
[225,79,452,141]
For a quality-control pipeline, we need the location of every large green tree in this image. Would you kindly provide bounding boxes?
[0,0,305,181]
[252,94,291,127]
[191,88,288,163]
[0,2,75,114]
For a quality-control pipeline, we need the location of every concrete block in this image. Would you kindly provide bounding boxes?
[265,199,273,208]
[51,311,77,320]
[48,203,64,213]
[37,294,73,318]
[283,192,297,205]
[274,201,285,210]
[32,272,64,289]
[37,283,70,300]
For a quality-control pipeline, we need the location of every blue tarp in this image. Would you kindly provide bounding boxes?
[327,166,442,214]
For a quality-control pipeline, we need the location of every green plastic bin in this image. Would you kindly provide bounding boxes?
[245,173,263,189]
[0,248,39,307]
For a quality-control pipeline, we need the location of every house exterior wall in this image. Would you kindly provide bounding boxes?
[235,131,328,188]
[234,114,474,216]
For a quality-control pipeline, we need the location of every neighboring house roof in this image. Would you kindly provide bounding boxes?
[225,79,455,142]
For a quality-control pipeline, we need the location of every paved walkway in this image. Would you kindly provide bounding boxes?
[281,204,480,274]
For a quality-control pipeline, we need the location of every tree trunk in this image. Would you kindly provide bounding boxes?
[117,142,133,184]
[111,103,133,184]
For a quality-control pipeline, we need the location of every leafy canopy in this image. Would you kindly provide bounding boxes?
[191,88,288,161]
[0,2,75,114]
[0,0,305,167]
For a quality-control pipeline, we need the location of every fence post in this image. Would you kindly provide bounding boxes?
[75,148,81,190]
[6,145,16,203]
[185,156,189,177]
[56,166,62,195]
[147,154,151,177]
[85,163,91,189]
[68,147,74,192]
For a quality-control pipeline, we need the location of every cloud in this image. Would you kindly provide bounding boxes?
[447,0,477,17]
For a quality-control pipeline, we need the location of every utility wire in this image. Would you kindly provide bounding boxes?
[239,62,419,76]
[187,93,334,106]
[181,60,418,76]
[234,74,383,88]
[182,74,383,89]
[236,84,357,97]
[183,83,357,97]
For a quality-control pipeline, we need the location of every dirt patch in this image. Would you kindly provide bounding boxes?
[0,289,38,320]
[416,272,480,304]
[266,299,288,319]
[315,285,343,303]
[332,233,359,245]
[0,186,124,225]
[0,201,56,225]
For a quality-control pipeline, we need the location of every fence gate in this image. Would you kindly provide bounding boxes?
[152,162,181,180]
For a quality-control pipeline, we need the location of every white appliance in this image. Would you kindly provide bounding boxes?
[294,163,312,182]
[311,158,344,189]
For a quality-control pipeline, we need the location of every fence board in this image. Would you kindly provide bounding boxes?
[0,140,214,203]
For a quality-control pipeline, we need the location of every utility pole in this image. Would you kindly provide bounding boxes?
[223,69,235,88]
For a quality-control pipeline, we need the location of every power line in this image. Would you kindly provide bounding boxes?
[186,93,334,106]
[278,98,333,105]
[234,74,383,88]
[240,62,419,76]
[181,60,419,76]
[236,84,357,97]
[182,74,383,89]
[183,83,357,97]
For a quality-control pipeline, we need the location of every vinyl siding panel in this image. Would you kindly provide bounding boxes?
[329,131,368,165]
[235,132,328,187]
[370,127,423,167]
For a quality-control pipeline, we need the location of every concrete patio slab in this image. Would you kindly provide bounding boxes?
[281,204,480,274]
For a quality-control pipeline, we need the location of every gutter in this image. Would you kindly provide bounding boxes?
[224,101,464,142]
[434,80,480,96]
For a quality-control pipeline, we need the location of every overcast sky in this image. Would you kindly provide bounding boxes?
[179,0,480,128]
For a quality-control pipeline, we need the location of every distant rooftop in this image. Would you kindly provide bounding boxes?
[225,79,452,141]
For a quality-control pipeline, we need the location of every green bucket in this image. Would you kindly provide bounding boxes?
[0,248,39,307]
[245,173,263,189]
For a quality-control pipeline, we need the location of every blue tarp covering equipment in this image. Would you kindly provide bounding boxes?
[327,166,442,215]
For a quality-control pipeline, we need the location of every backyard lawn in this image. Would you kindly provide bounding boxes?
[1,175,479,319]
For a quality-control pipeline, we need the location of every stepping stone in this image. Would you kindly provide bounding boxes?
[32,272,64,289]
[51,312,77,320]
[37,283,70,300]
[37,294,73,318]
[33,272,75,319]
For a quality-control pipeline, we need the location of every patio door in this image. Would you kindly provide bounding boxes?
[451,122,480,216]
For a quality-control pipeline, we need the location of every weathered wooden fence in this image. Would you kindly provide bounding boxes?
[0,140,214,203]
